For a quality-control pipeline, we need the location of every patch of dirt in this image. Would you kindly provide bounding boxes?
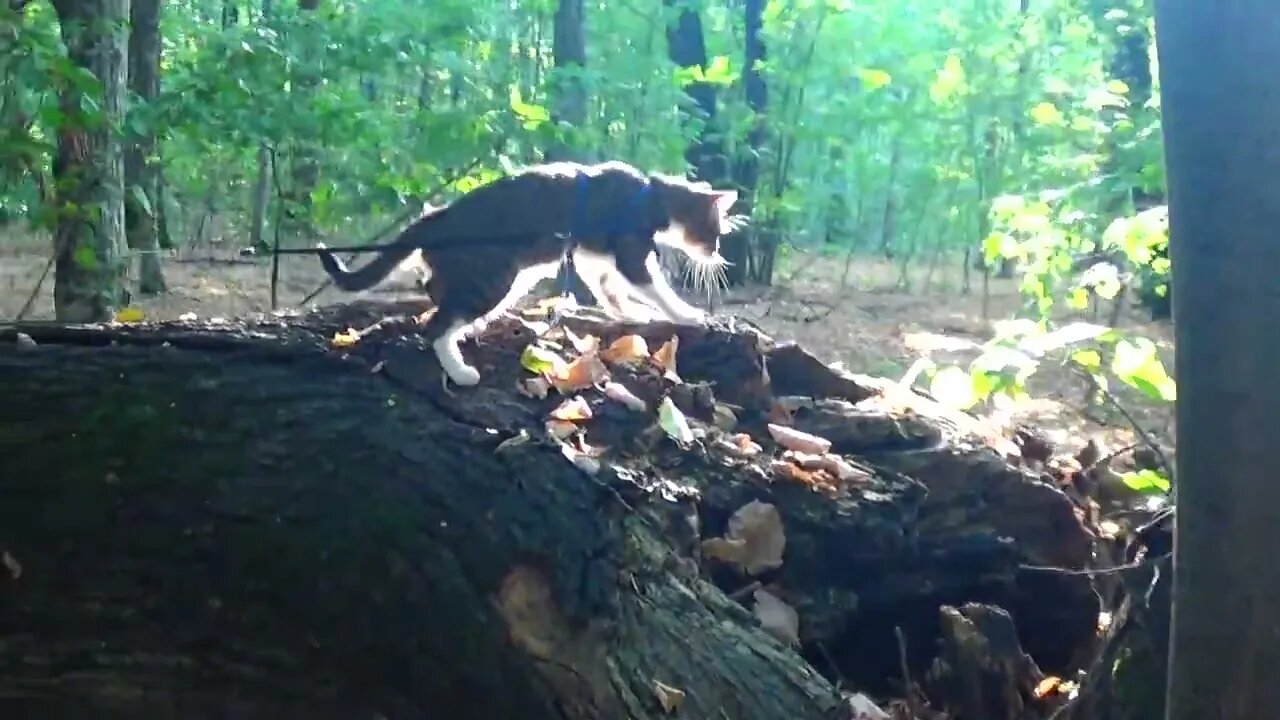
[0,232,1175,461]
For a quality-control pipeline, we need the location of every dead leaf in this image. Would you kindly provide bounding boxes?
[550,396,593,421]
[545,420,578,441]
[845,693,890,720]
[14,332,35,349]
[1035,676,1065,699]
[517,377,552,399]
[549,352,609,393]
[652,680,686,714]
[495,430,532,454]
[331,328,361,348]
[712,403,738,431]
[767,423,832,454]
[560,443,601,475]
[753,588,800,646]
[564,327,600,354]
[2,551,20,579]
[784,451,871,484]
[700,500,786,576]
[651,336,680,378]
[178,312,198,322]
[603,381,647,411]
[113,307,144,323]
[370,360,386,374]
[601,334,649,365]
[718,433,762,458]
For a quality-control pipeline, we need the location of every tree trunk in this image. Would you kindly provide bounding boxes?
[547,0,586,162]
[1156,2,1280,718]
[547,0,593,306]
[662,0,725,184]
[285,0,320,238]
[0,301,1103,719]
[248,0,274,253]
[878,135,902,260]
[723,0,767,287]
[124,0,166,294]
[49,0,130,322]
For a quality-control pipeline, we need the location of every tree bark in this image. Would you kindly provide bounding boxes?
[546,0,594,306]
[284,0,321,238]
[124,0,167,294]
[49,0,131,322]
[0,302,1102,719]
[662,0,725,184]
[248,0,274,253]
[1155,1,1280,718]
[723,0,767,287]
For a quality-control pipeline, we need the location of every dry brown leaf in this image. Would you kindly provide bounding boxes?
[550,352,609,393]
[767,423,832,454]
[517,377,552,399]
[601,334,649,365]
[845,693,890,720]
[651,336,679,375]
[545,420,578,441]
[550,396,593,421]
[818,454,872,483]
[603,381,647,411]
[564,327,600,354]
[1034,676,1065,699]
[753,588,800,646]
[712,403,738,431]
[494,430,532,454]
[725,501,785,575]
[652,680,686,714]
[560,443,601,475]
[330,328,361,348]
[718,433,762,457]
[2,551,20,580]
[701,536,749,565]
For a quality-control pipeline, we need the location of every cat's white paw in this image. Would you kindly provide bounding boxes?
[673,309,708,326]
[447,363,482,386]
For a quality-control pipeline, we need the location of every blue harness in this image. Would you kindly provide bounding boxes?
[560,173,652,301]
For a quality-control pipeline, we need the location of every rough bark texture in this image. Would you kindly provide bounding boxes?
[0,302,1102,719]
[1155,1,1280,717]
[662,0,725,184]
[50,0,131,322]
[124,0,167,295]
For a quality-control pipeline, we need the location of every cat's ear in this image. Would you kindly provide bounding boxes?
[711,190,738,216]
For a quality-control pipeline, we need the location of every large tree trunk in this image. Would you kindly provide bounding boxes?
[724,0,767,287]
[49,0,130,322]
[1155,2,1280,718]
[0,302,1103,719]
[662,0,725,184]
[124,0,166,294]
[547,0,594,307]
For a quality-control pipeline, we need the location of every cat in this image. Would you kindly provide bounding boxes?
[316,160,742,387]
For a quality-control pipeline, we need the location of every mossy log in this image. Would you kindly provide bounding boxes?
[0,301,1099,719]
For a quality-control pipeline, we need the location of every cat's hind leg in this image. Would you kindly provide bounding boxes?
[420,303,482,388]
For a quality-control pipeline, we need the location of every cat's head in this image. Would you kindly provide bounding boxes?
[648,175,746,265]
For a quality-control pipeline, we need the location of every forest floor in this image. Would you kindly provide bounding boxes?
[0,231,1175,461]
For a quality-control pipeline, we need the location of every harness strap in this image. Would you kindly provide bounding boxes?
[559,172,653,301]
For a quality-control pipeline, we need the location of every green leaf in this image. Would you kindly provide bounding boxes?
[658,396,694,445]
[701,55,736,86]
[508,87,550,127]
[73,244,98,271]
[855,68,893,91]
[129,185,154,217]
[1023,322,1109,354]
[1119,469,1171,495]
[520,343,566,376]
[1029,102,1064,126]
[1071,349,1102,372]
[1111,338,1177,401]
[930,365,978,410]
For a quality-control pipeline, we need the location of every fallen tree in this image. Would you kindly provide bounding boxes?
[0,301,1109,719]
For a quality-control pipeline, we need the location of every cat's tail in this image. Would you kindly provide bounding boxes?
[316,234,421,292]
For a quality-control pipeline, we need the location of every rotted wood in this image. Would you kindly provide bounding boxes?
[0,300,1099,719]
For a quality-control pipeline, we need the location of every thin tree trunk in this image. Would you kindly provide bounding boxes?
[1157,2,1280,718]
[124,0,166,294]
[248,0,274,252]
[285,0,320,238]
[546,0,586,162]
[49,0,130,322]
[663,0,725,183]
[878,134,902,259]
[724,0,767,287]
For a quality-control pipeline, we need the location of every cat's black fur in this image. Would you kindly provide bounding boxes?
[316,160,741,387]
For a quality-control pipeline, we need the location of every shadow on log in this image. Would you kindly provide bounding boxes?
[0,301,1101,719]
